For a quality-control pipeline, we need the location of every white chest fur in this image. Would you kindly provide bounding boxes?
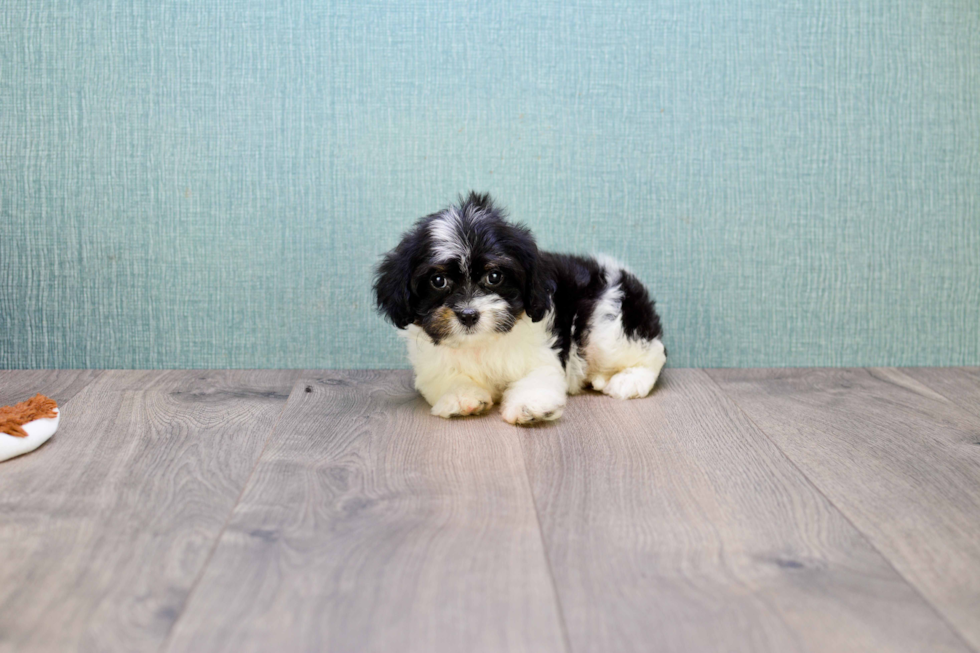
[403,313,561,403]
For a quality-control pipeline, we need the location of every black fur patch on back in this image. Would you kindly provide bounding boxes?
[541,253,606,366]
[540,254,664,368]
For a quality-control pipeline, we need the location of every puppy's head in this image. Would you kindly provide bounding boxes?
[374,192,551,345]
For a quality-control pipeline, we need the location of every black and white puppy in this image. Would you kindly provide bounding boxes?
[374,192,666,425]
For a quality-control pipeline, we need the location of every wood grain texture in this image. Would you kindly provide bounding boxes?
[0,370,298,653]
[518,369,972,653]
[5,367,979,653]
[164,370,567,653]
[709,367,980,651]
[897,367,980,419]
[0,369,103,408]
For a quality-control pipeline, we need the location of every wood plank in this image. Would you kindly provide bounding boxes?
[0,369,298,653]
[0,369,103,407]
[164,370,568,653]
[520,368,972,653]
[897,367,980,419]
[708,367,980,651]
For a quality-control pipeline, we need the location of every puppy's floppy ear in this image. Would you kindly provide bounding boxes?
[508,225,553,323]
[524,251,554,322]
[374,241,417,329]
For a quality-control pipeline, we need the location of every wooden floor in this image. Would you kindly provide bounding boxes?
[1,368,978,653]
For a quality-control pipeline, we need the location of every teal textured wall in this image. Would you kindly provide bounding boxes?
[2,1,978,369]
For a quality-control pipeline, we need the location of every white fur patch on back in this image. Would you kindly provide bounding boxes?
[593,253,633,278]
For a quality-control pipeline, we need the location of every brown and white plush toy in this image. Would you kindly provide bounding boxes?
[0,394,60,462]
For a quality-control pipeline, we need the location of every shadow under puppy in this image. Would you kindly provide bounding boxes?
[374,192,666,425]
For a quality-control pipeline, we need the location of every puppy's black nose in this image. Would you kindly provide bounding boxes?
[454,308,480,328]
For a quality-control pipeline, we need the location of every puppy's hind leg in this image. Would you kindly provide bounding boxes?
[599,337,666,399]
[585,265,667,400]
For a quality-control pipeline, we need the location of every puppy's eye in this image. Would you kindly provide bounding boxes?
[485,270,503,287]
[430,274,448,290]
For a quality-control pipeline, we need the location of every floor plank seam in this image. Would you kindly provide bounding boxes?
[517,435,575,653]
[52,371,104,409]
[154,375,300,653]
[899,368,978,417]
[703,368,980,653]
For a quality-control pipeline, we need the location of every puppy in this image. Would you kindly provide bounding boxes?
[374,192,666,425]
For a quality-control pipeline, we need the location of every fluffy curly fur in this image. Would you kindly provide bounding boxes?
[374,193,666,425]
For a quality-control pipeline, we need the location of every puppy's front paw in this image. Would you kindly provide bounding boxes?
[431,386,493,419]
[500,392,564,425]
